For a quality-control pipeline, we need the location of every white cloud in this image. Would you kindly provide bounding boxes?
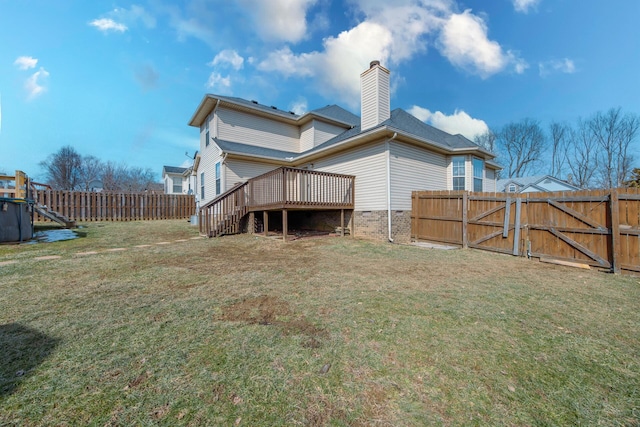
[258,2,523,106]
[25,67,50,100]
[259,21,394,107]
[438,10,525,78]
[210,50,244,70]
[289,98,308,115]
[539,58,576,77]
[238,0,317,43]
[113,5,156,29]
[513,0,540,13]
[14,56,38,70]
[206,73,232,93]
[408,106,489,140]
[89,18,128,33]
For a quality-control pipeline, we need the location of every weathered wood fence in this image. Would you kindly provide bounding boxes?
[412,188,640,275]
[32,190,196,222]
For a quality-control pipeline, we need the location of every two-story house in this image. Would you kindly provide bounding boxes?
[188,61,499,243]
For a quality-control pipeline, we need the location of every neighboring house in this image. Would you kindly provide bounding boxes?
[187,61,500,243]
[162,165,197,196]
[497,175,581,193]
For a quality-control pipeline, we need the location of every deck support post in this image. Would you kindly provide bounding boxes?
[340,209,345,237]
[282,209,288,241]
[248,212,255,234]
[263,211,268,237]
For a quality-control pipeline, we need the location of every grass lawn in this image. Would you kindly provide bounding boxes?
[1,220,638,426]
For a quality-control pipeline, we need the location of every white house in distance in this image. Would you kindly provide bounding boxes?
[187,61,499,243]
[162,165,197,195]
[497,175,581,193]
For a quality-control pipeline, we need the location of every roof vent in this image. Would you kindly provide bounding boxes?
[271,106,277,109]
[289,111,295,115]
[251,100,258,104]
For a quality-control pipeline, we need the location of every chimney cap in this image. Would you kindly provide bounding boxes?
[370,60,381,68]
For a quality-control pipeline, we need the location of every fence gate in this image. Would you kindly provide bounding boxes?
[412,189,640,276]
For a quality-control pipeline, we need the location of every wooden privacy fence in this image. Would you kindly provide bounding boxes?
[412,188,640,275]
[32,190,196,222]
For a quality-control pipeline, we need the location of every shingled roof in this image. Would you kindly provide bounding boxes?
[209,107,489,164]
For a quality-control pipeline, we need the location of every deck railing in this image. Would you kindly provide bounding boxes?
[248,167,355,210]
[199,167,355,237]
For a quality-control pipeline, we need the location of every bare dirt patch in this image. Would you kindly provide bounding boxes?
[218,295,328,348]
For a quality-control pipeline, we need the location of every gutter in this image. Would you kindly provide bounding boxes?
[387,132,398,243]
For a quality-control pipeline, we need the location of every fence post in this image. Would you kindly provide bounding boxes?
[610,189,621,274]
[462,191,468,249]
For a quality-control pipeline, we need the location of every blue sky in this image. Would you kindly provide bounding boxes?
[1,0,639,181]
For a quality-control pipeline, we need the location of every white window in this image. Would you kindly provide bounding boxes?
[508,183,517,193]
[473,158,484,192]
[205,119,210,147]
[200,172,205,200]
[172,177,182,194]
[452,156,465,190]
[215,162,221,195]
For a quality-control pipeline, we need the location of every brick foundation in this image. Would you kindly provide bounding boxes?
[353,210,411,243]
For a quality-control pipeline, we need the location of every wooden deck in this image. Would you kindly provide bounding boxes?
[199,167,355,239]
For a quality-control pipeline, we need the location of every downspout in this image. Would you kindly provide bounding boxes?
[387,132,398,243]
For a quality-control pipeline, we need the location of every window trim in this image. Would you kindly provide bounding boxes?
[205,119,210,147]
[200,172,205,200]
[452,155,465,191]
[473,157,484,192]
[215,162,221,195]
[172,176,182,194]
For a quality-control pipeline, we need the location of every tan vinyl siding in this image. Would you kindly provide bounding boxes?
[485,168,496,192]
[313,141,387,211]
[217,107,299,152]
[313,120,348,146]
[197,142,223,205]
[300,120,349,152]
[390,141,448,210]
[300,121,314,152]
[224,159,279,190]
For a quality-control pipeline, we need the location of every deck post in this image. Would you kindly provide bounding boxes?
[248,212,255,234]
[264,211,268,237]
[282,209,288,241]
[349,209,354,238]
[340,209,345,237]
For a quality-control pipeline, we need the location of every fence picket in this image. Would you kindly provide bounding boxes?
[31,190,195,222]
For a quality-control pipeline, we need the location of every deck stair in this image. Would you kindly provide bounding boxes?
[34,204,76,228]
[200,182,248,237]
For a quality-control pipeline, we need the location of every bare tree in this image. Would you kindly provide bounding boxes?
[101,161,129,191]
[474,130,498,153]
[124,167,156,192]
[39,145,82,190]
[78,155,104,191]
[588,108,640,188]
[566,118,599,188]
[548,122,569,177]
[496,119,546,178]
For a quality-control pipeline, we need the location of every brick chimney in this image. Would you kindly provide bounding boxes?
[360,60,390,131]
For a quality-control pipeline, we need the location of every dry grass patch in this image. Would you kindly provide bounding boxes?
[0,220,638,426]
